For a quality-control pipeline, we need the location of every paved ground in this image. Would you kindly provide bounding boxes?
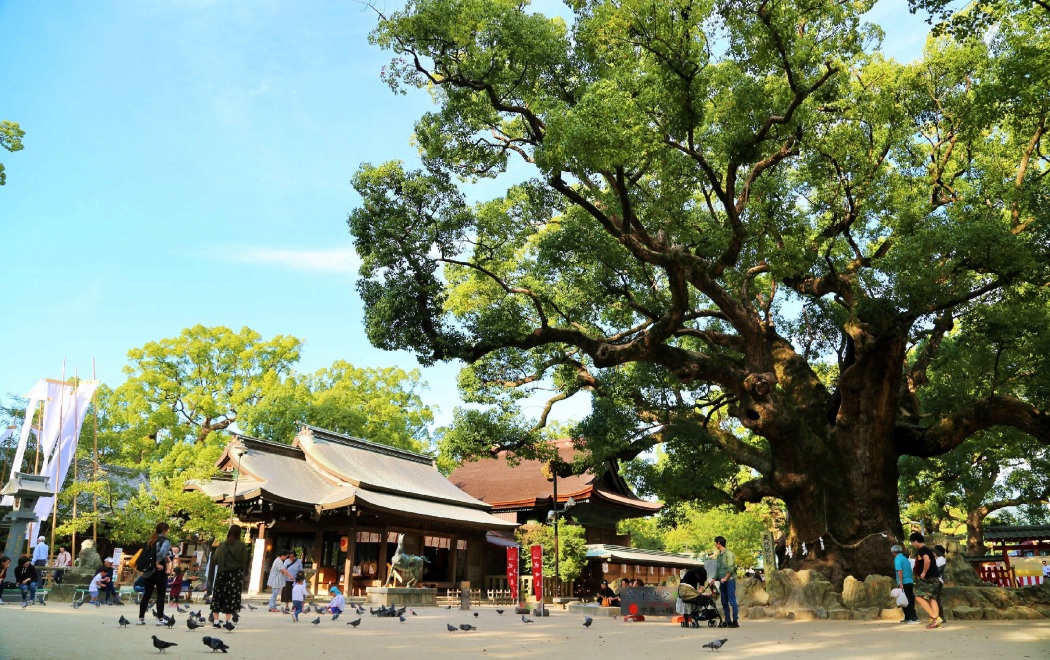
[1,601,1048,659]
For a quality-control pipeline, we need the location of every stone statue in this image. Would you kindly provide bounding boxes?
[75,539,101,572]
[384,534,430,588]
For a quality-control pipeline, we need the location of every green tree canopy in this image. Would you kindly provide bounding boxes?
[0,120,25,186]
[349,0,1050,582]
[516,521,588,586]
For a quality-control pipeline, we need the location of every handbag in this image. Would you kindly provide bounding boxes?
[891,588,908,607]
[281,580,294,602]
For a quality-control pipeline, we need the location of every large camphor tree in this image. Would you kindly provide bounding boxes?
[349,0,1049,583]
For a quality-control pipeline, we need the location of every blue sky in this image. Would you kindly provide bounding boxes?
[0,0,930,431]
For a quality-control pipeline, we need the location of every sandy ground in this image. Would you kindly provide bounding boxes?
[1,600,1048,660]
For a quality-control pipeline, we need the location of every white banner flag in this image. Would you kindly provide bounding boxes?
[32,380,101,531]
[39,380,77,466]
[1,379,48,506]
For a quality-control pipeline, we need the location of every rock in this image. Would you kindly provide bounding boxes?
[782,609,817,621]
[736,577,770,607]
[826,609,853,620]
[765,569,844,612]
[879,608,903,620]
[842,574,895,610]
[851,607,879,621]
[983,608,1003,620]
[1002,606,1041,620]
[951,606,984,620]
[747,606,767,620]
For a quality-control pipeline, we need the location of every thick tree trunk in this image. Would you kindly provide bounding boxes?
[966,509,987,557]
[768,332,907,586]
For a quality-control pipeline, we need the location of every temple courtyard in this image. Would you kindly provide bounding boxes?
[1,603,1047,659]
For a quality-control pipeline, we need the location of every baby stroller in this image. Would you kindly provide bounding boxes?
[677,582,722,628]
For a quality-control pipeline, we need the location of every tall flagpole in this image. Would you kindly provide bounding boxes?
[49,358,67,567]
[27,400,44,556]
[72,369,80,567]
[92,358,99,546]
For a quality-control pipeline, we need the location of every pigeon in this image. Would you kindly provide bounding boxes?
[399,615,406,623]
[347,618,361,628]
[703,639,729,652]
[152,636,178,653]
[115,614,129,628]
[72,602,82,609]
[310,617,321,626]
[176,605,187,613]
[202,636,230,653]
[445,604,452,610]
[223,620,235,632]
[395,606,407,616]
[495,609,505,615]
[459,624,476,631]
[410,608,417,616]
[194,610,203,620]
[473,612,479,618]
[281,605,291,615]
[209,611,216,624]
[447,623,457,633]
[583,616,593,628]
[521,615,534,624]
[370,607,378,616]
[231,613,239,624]
[247,604,257,611]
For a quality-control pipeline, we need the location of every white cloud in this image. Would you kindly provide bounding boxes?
[229,245,361,274]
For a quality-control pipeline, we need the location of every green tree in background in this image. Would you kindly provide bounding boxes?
[516,522,588,588]
[241,361,433,452]
[0,120,25,186]
[349,0,1049,582]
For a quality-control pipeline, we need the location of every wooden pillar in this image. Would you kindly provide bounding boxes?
[342,511,357,596]
[378,525,389,585]
[311,528,323,594]
[449,535,458,586]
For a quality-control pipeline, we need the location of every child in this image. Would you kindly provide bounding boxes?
[290,572,308,622]
[327,585,345,621]
[167,566,184,603]
[88,568,106,607]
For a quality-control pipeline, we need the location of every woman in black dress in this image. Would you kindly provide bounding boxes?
[209,525,250,629]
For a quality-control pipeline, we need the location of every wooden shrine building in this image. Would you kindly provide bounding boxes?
[190,426,517,596]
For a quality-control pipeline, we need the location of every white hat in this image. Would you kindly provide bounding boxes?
[38,536,46,542]
[104,557,115,564]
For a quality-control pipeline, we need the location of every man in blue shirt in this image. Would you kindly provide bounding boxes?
[892,545,919,623]
[32,536,49,567]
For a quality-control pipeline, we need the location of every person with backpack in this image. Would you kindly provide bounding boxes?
[137,522,172,626]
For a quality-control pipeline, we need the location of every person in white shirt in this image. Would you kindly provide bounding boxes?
[88,569,106,607]
[53,546,71,585]
[290,573,309,622]
[1042,560,1049,581]
[327,585,345,620]
[32,537,48,567]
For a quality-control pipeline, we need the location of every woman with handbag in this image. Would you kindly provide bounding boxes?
[209,525,250,630]
[137,522,172,626]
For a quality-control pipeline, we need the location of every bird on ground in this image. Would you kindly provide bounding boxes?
[583,616,593,628]
[702,639,729,652]
[194,610,202,619]
[164,615,176,629]
[231,613,239,624]
[445,605,452,610]
[410,609,417,616]
[72,602,82,609]
[208,611,216,623]
[369,607,378,616]
[495,609,505,615]
[347,618,361,628]
[447,623,457,633]
[282,605,291,615]
[309,617,319,626]
[151,636,177,653]
[521,615,534,624]
[202,636,230,653]
[247,604,257,611]
[459,624,476,631]
[118,615,131,628]
[399,615,406,623]
[473,612,479,618]
[223,620,235,632]
[395,606,407,616]
[187,618,201,631]
[176,605,187,613]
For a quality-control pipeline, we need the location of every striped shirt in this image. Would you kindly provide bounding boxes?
[267,558,287,589]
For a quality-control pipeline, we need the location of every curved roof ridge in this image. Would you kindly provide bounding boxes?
[299,425,434,465]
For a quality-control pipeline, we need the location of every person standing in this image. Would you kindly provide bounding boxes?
[32,536,48,567]
[892,545,919,623]
[713,536,738,628]
[210,525,250,630]
[53,546,71,585]
[14,556,39,607]
[280,550,303,608]
[267,549,291,612]
[909,532,943,629]
[137,522,172,626]
[1041,560,1049,582]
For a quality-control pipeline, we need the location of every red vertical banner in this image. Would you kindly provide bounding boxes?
[506,546,519,603]
[530,544,543,601]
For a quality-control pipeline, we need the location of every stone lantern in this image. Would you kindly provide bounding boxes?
[1,473,52,557]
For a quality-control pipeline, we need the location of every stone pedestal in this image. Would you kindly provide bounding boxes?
[365,587,437,607]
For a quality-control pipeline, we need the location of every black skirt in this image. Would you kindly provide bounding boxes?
[210,569,243,614]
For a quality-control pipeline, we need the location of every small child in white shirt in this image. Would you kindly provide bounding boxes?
[291,573,309,622]
[88,569,105,606]
[327,585,345,620]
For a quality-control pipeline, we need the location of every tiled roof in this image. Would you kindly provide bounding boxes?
[984,525,1050,541]
[585,544,703,568]
[191,428,516,529]
[447,439,661,514]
